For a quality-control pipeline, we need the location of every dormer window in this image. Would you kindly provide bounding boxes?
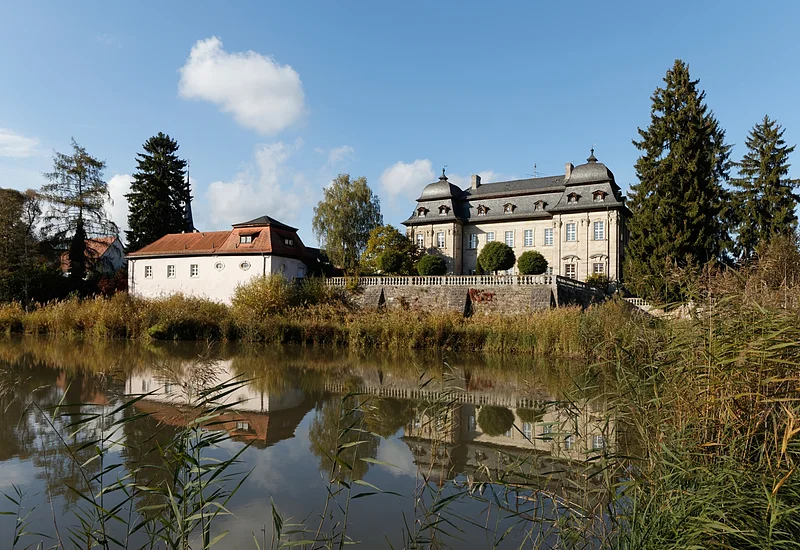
[534,200,546,212]
[417,207,428,218]
[593,190,607,203]
[438,205,450,216]
[284,238,294,246]
[240,234,255,244]
[503,203,515,214]
[567,193,580,204]
[477,204,488,216]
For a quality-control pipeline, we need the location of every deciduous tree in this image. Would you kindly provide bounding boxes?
[731,115,799,259]
[626,60,732,303]
[40,139,117,284]
[126,133,192,251]
[361,224,418,275]
[312,174,382,274]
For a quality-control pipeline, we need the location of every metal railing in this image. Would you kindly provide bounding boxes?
[325,274,553,287]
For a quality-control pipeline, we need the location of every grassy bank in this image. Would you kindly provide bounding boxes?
[0,290,653,359]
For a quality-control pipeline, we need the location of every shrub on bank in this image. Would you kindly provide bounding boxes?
[517,250,548,275]
[416,255,447,276]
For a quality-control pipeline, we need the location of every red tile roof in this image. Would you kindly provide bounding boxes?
[60,236,120,272]
[127,221,310,261]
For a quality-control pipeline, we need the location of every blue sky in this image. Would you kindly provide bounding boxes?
[1,0,798,246]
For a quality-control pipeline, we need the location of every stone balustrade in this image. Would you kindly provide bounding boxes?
[325,274,553,287]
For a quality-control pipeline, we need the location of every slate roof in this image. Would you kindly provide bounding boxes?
[60,236,121,272]
[403,154,627,226]
[127,215,310,262]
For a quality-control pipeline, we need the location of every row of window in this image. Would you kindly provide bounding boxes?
[563,262,606,280]
[143,261,254,279]
[463,222,605,250]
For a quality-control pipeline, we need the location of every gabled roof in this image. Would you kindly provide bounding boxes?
[127,215,310,261]
[60,236,122,272]
[233,216,297,231]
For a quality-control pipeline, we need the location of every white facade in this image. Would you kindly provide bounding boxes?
[128,254,307,304]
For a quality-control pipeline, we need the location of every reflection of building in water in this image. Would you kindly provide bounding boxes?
[125,359,312,448]
[405,400,614,462]
[125,359,305,413]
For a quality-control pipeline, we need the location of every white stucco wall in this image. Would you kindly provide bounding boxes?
[128,254,307,304]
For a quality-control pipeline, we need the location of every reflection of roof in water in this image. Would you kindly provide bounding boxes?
[134,397,315,449]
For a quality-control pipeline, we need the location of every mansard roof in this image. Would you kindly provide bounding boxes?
[403,152,626,227]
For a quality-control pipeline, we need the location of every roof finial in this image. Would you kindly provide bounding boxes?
[441,165,448,180]
[587,146,597,163]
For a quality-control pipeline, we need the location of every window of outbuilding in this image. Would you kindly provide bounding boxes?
[240,234,254,244]
[144,265,153,278]
[167,265,175,278]
[284,238,294,246]
[190,264,198,278]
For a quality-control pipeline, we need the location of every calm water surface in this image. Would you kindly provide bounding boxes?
[0,338,619,548]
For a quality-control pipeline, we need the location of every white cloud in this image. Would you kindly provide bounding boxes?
[105,174,132,237]
[379,159,435,201]
[206,140,311,226]
[178,36,305,135]
[325,145,354,166]
[0,128,39,158]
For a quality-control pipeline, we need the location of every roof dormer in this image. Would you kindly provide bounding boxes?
[503,203,515,214]
[438,204,450,215]
[477,204,489,216]
[592,190,607,203]
[567,192,580,204]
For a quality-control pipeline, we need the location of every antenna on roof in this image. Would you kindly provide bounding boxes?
[526,162,540,178]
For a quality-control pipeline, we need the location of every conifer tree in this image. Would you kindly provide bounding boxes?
[41,139,117,284]
[731,115,799,259]
[125,133,192,251]
[626,60,732,303]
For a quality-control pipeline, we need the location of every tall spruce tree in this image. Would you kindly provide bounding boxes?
[41,139,117,284]
[125,133,192,251]
[626,60,732,303]
[731,115,799,260]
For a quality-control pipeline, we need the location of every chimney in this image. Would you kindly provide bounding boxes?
[565,163,574,181]
[471,174,481,190]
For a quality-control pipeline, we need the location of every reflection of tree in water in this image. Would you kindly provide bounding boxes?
[364,397,415,438]
[308,396,379,482]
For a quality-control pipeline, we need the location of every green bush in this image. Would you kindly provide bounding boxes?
[517,250,548,275]
[517,405,546,424]
[585,273,610,292]
[478,406,515,436]
[377,250,407,275]
[232,275,295,321]
[478,242,515,274]
[416,255,447,276]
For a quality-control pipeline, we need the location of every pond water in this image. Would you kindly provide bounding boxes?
[0,337,621,548]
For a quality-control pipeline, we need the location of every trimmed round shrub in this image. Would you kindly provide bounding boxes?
[478,406,515,436]
[416,255,447,276]
[517,250,548,275]
[517,405,547,424]
[478,242,516,274]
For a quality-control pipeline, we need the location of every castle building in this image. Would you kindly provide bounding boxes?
[402,152,629,281]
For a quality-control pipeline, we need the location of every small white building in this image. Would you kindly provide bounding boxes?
[127,216,313,304]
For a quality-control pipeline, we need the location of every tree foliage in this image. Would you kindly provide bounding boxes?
[312,174,382,274]
[40,139,117,283]
[731,115,799,260]
[478,242,516,274]
[478,406,515,436]
[0,189,53,303]
[415,254,447,276]
[626,60,732,303]
[126,132,192,252]
[517,250,548,275]
[360,224,418,275]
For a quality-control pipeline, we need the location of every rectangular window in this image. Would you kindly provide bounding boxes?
[593,262,605,275]
[144,265,153,279]
[566,223,577,242]
[436,231,445,248]
[240,235,253,244]
[486,232,495,242]
[524,229,533,247]
[505,231,514,247]
[523,422,533,439]
[504,428,513,438]
[416,233,425,249]
[544,228,554,246]
[167,265,175,278]
[593,221,605,240]
[546,266,554,275]
[468,234,478,249]
[542,424,553,436]
[592,435,606,450]
[468,415,476,432]
[236,421,249,431]
[284,238,294,246]
[565,435,575,450]
[564,263,577,279]
[190,264,199,278]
